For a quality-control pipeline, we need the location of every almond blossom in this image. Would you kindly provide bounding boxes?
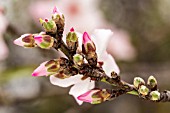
[31,29,120,105]
[29,0,136,61]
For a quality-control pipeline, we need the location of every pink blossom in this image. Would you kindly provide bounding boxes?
[29,1,136,61]
[50,75,94,105]
[49,29,120,105]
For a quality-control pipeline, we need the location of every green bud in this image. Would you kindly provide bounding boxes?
[45,59,60,74]
[39,18,57,33]
[73,54,84,66]
[133,77,145,88]
[138,85,149,96]
[66,28,78,51]
[150,91,160,101]
[147,75,157,89]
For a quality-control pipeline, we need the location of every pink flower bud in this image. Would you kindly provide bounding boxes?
[14,34,36,48]
[78,89,111,104]
[82,32,91,45]
[34,35,54,49]
[82,32,97,66]
[32,59,60,77]
[53,6,62,15]
[77,89,100,103]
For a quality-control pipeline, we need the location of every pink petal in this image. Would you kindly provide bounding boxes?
[13,38,24,47]
[13,34,30,47]
[82,32,91,45]
[77,89,100,103]
[34,35,43,45]
[53,6,62,15]
[32,61,48,76]
[69,77,95,105]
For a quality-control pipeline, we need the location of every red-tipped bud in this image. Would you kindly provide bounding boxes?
[39,18,57,33]
[66,27,78,51]
[52,6,65,24]
[82,32,97,66]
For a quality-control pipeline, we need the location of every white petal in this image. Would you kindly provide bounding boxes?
[92,29,113,55]
[50,74,83,87]
[76,32,83,51]
[69,77,95,105]
[99,53,120,77]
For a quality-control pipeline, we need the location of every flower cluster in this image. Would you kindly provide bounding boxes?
[14,6,119,105]
[14,6,170,105]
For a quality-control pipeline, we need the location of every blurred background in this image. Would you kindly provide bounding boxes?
[0,0,170,113]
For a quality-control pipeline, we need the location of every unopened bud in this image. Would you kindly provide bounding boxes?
[82,32,97,66]
[66,28,78,51]
[39,18,57,33]
[133,77,145,88]
[73,54,84,66]
[77,89,111,104]
[150,91,160,101]
[138,85,149,96]
[14,34,36,48]
[32,59,60,77]
[147,75,157,90]
[52,6,65,25]
[34,35,54,49]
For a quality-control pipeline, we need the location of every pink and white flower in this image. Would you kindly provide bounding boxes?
[29,1,136,61]
[49,29,120,105]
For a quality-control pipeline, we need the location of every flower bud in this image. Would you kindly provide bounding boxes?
[52,6,65,25]
[150,91,160,101]
[32,59,60,77]
[138,85,149,96]
[34,35,54,49]
[66,28,78,51]
[73,54,84,66]
[147,75,157,90]
[39,18,57,33]
[77,89,111,104]
[14,34,36,48]
[82,32,97,66]
[133,77,145,88]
